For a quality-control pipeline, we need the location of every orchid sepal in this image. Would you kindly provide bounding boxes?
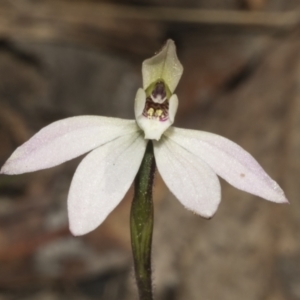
[164,126,288,204]
[0,116,138,175]
[142,40,183,93]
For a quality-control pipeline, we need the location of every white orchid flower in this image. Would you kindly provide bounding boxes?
[0,40,288,236]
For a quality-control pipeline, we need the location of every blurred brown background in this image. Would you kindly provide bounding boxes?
[0,0,300,299]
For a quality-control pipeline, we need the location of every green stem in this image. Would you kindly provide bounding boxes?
[130,141,155,300]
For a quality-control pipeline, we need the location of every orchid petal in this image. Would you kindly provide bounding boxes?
[142,40,183,93]
[166,127,288,203]
[134,88,146,119]
[1,116,139,174]
[68,132,147,235]
[154,137,221,218]
[168,94,179,123]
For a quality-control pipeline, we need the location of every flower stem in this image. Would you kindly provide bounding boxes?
[130,141,155,300]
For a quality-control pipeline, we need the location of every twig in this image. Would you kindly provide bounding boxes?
[85,3,300,28]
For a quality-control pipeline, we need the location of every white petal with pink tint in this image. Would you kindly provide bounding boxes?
[154,137,221,218]
[1,116,139,174]
[166,127,288,203]
[68,132,147,236]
